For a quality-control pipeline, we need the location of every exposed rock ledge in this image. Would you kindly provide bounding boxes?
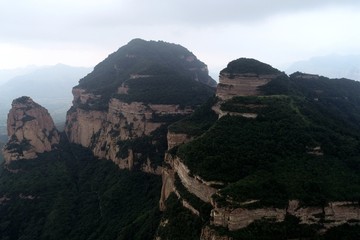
[212,200,360,231]
[211,102,258,119]
[161,153,360,232]
[2,97,59,163]
[216,73,280,100]
[200,226,232,240]
[167,131,193,149]
[160,154,218,210]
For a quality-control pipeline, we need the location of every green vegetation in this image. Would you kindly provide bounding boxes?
[76,39,215,109]
[0,140,162,240]
[175,74,360,208]
[322,224,360,240]
[156,194,202,240]
[115,74,215,106]
[174,174,212,221]
[220,58,281,76]
[116,126,168,168]
[168,96,218,136]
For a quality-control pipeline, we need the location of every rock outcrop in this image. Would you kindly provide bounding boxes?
[2,96,59,163]
[159,153,220,211]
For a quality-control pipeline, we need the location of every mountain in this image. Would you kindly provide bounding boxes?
[0,65,41,85]
[1,46,360,239]
[0,39,216,240]
[159,59,360,239]
[65,39,216,172]
[0,64,92,135]
[286,54,360,81]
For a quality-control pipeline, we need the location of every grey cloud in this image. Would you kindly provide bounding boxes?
[86,0,360,26]
[0,0,359,46]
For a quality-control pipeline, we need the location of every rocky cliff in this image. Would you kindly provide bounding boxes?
[65,39,216,171]
[216,58,282,100]
[2,96,59,163]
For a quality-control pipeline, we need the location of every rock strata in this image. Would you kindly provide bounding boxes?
[216,73,280,100]
[211,200,360,231]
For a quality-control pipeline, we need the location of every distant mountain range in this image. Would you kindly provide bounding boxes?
[0,64,92,135]
[0,65,42,85]
[286,54,360,81]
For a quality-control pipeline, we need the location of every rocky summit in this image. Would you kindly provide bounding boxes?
[65,39,215,171]
[2,96,59,163]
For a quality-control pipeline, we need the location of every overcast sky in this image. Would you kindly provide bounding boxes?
[0,0,359,78]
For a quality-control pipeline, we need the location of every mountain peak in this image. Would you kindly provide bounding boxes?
[221,58,281,75]
[12,96,39,106]
[78,39,216,97]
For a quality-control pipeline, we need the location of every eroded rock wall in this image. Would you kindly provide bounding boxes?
[216,73,280,100]
[160,153,218,209]
[65,88,193,170]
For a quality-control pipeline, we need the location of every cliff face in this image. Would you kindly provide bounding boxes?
[216,73,279,100]
[216,58,282,100]
[159,153,219,211]
[66,94,193,170]
[65,39,216,170]
[2,96,59,163]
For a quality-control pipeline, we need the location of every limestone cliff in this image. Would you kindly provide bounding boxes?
[2,96,59,163]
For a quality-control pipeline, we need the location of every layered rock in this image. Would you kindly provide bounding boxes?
[216,58,282,100]
[2,96,59,163]
[159,153,219,211]
[211,200,360,231]
[216,73,279,100]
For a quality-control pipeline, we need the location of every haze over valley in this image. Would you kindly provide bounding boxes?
[0,64,91,136]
